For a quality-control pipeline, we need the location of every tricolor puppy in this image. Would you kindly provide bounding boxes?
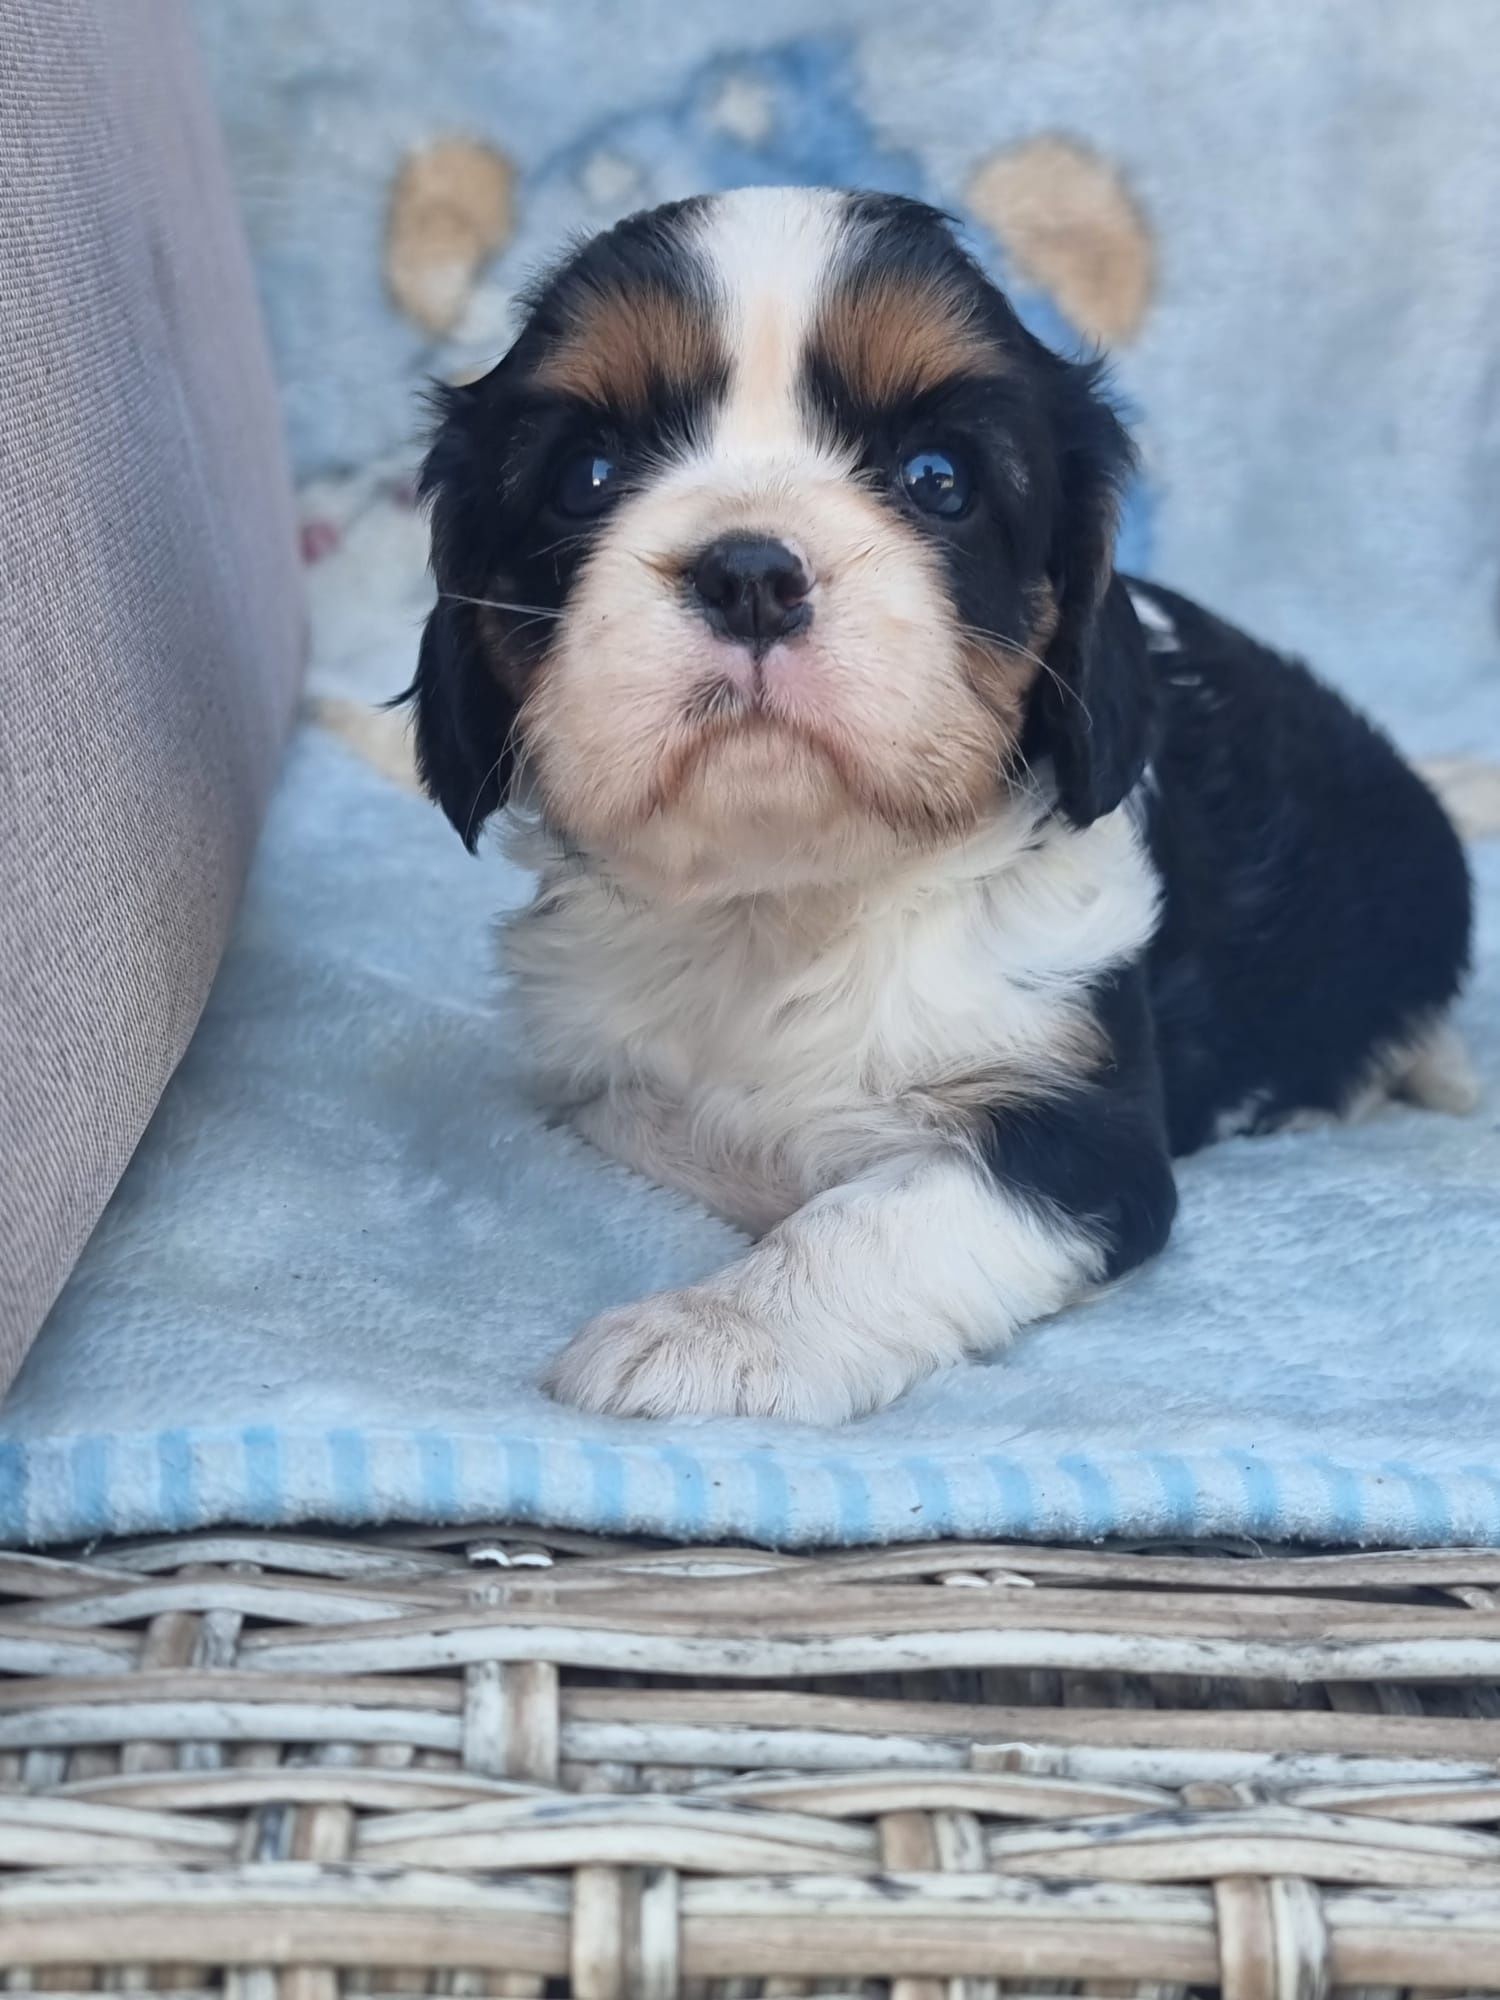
[404,187,1473,1424]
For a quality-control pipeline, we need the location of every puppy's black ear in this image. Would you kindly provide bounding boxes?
[395,372,523,850]
[402,599,519,851]
[1030,359,1154,827]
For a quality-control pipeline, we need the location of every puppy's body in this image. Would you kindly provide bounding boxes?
[506,774,1158,1241]
[1137,583,1474,1150]
[405,187,1472,1423]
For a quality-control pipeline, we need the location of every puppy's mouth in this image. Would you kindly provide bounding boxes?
[678,606,830,724]
[682,668,788,729]
[652,668,884,832]
[677,641,849,762]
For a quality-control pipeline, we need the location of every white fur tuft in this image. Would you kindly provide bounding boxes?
[1392,1019,1480,1116]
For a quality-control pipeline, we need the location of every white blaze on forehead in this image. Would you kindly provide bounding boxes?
[694,186,847,454]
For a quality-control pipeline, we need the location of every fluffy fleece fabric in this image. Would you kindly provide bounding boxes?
[1,724,1496,1549]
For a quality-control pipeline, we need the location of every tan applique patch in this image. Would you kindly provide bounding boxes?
[386,138,515,336]
[960,636,1039,745]
[968,137,1154,347]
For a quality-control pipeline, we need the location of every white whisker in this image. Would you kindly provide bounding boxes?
[439,592,563,621]
[462,712,531,847]
[956,621,1094,730]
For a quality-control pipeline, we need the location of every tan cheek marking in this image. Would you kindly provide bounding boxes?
[960,638,1038,745]
[1026,582,1059,654]
[957,586,1055,756]
[531,286,724,411]
[813,279,1005,406]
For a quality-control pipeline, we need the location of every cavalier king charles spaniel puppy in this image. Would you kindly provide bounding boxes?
[402,187,1473,1424]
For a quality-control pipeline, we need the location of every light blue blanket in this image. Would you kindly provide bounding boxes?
[2,726,1496,1549]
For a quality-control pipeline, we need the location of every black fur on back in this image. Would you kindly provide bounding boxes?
[1133,582,1472,1154]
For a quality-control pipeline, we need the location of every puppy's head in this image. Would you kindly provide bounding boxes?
[408,187,1151,892]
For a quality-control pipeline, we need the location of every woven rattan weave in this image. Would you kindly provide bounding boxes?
[3,1529,1500,1996]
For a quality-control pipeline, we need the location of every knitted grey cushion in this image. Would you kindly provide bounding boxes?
[0,0,303,1389]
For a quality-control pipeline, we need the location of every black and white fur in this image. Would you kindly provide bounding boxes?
[402,187,1473,1423]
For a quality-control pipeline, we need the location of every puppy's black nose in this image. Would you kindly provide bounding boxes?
[691,535,812,647]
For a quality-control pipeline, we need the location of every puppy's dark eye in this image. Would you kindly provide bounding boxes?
[553,450,619,517]
[899,447,970,518]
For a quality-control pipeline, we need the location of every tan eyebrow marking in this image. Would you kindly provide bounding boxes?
[811,276,1006,406]
[531,283,727,412]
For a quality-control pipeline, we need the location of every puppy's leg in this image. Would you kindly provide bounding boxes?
[547,1151,1106,1424]
[548,968,1179,1424]
[1392,1017,1480,1116]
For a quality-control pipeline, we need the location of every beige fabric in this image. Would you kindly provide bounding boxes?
[0,0,303,1388]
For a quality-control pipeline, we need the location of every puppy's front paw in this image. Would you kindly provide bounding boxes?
[544,1287,861,1423]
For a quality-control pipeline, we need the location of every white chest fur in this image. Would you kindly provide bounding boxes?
[503,803,1160,1234]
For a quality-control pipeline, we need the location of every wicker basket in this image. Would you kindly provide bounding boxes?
[3,1529,1500,1996]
